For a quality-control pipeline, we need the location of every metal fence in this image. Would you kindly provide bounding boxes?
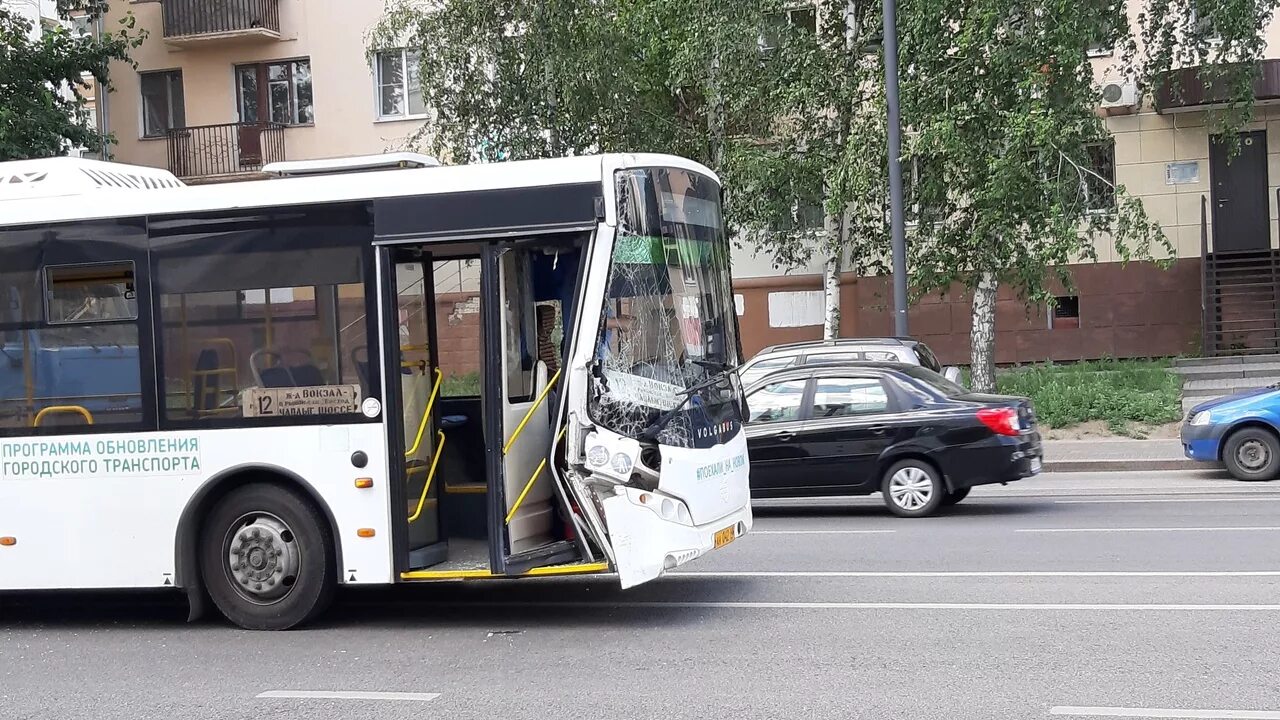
[162,0,280,38]
[166,122,285,180]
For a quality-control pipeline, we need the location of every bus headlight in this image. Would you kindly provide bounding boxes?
[587,444,610,467]
[611,452,634,475]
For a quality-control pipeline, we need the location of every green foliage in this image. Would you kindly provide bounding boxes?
[0,2,144,161]
[996,359,1183,434]
[369,0,1277,359]
[369,0,854,274]
[442,372,482,397]
[369,0,786,164]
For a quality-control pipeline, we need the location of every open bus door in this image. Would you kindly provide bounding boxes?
[382,250,449,571]
[487,243,589,574]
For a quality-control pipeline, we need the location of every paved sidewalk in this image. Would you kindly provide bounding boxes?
[1041,438,1204,473]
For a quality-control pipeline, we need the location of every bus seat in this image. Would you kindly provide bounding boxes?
[258,367,293,388]
[290,364,325,387]
[193,348,220,412]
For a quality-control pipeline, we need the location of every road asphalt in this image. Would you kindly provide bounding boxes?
[3,470,1280,720]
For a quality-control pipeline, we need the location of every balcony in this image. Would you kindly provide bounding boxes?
[166,122,285,182]
[161,0,281,46]
[1154,59,1280,113]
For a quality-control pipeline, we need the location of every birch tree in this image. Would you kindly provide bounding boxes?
[371,0,876,338]
[885,0,1276,391]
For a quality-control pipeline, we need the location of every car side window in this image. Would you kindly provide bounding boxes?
[747,379,808,423]
[863,350,898,362]
[740,356,795,385]
[914,344,943,372]
[811,377,890,418]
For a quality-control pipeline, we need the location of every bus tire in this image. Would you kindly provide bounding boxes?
[199,482,335,630]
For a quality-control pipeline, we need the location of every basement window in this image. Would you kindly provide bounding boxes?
[1050,295,1080,329]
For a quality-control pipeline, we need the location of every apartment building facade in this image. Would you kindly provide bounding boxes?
[100,2,1280,366]
[98,0,487,377]
[102,0,426,183]
[732,10,1280,364]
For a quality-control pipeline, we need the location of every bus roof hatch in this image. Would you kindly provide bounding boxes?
[261,152,443,178]
[0,156,186,201]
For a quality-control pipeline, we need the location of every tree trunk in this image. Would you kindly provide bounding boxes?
[969,271,997,393]
[707,50,725,171]
[823,250,842,340]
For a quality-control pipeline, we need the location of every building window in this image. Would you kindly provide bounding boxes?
[1086,41,1113,58]
[761,5,817,51]
[236,59,314,126]
[375,49,426,119]
[1084,142,1116,212]
[140,69,185,138]
[1050,295,1080,329]
[768,199,824,232]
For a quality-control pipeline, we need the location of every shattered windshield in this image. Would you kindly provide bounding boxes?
[588,167,743,449]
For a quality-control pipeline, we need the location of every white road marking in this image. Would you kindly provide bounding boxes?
[752,529,896,535]
[507,601,1280,611]
[672,571,1280,578]
[257,691,440,702]
[1055,497,1280,505]
[1050,706,1280,718]
[1017,526,1280,534]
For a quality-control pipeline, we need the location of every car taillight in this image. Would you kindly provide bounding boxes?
[976,407,1021,436]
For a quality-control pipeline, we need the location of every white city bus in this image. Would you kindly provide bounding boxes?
[0,153,752,629]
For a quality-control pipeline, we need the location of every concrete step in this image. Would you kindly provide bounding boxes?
[1182,384,1274,407]
[1172,353,1280,368]
[1181,381,1280,400]
[1182,375,1280,391]
[1172,362,1280,380]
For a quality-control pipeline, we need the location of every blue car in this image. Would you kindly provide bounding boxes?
[1181,386,1280,481]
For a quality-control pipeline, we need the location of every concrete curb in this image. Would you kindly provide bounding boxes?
[1042,458,1208,473]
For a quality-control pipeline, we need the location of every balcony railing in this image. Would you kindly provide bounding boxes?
[166,122,285,181]
[161,0,281,43]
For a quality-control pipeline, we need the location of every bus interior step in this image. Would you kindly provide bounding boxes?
[506,540,580,575]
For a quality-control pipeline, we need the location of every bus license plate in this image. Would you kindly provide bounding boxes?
[714,526,736,549]
[1030,457,1042,474]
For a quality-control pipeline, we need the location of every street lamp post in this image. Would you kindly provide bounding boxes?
[883,0,909,337]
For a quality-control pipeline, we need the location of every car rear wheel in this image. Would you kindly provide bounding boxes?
[943,487,971,506]
[1223,427,1280,482]
[882,460,946,518]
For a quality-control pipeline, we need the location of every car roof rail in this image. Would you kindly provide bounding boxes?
[756,337,907,355]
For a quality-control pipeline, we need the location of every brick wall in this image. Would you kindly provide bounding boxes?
[734,259,1202,366]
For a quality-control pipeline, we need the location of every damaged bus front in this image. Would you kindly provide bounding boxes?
[561,160,753,588]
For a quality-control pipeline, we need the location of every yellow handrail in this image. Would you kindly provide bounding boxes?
[505,426,568,524]
[405,368,443,459]
[33,405,94,427]
[408,431,446,523]
[502,368,561,455]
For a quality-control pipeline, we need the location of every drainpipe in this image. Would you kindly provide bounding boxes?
[95,12,109,160]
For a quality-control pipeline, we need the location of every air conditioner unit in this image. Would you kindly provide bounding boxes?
[1099,80,1138,109]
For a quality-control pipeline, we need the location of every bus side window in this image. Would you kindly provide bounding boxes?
[151,216,374,426]
[0,260,144,433]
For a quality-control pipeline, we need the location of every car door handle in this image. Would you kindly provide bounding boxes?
[868,425,889,435]
[776,431,795,442]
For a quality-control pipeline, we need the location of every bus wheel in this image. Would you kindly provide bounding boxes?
[199,483,335,630]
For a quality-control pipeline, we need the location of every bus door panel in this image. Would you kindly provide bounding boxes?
[552,223,675,589]
[498,249,556,556]
[386,254,446,569]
